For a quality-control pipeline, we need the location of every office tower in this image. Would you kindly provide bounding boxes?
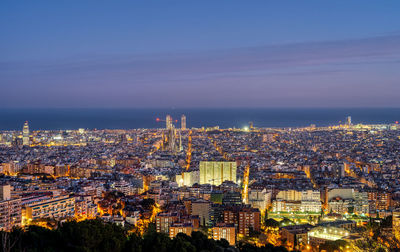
[22,121,29,146]
[166,115,172,130]
[181,114,186,130]
[199,161,237,186]
[346,116,352,126]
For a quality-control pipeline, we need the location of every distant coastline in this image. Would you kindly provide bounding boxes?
[0,108,399,130]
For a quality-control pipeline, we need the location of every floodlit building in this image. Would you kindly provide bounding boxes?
[199,161,237,186]
[176,170,200,187]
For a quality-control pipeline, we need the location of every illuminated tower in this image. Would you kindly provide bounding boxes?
[249,121,254,129]
[181,115,186,130]
[166,115,172,130]
[346,116,352,126]
[22,121,30,146]
[167,126,176,152]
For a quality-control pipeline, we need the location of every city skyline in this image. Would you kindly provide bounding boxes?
[1,1,400,108]
[3,2,400,251]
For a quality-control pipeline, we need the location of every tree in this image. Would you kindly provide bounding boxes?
[168,233,196,252]
[142,230,171,252]
[264,219,279,228]
[124,233,142,252]
[0,219,289,252]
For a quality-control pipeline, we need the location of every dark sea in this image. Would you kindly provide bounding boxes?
[0,108,399,130]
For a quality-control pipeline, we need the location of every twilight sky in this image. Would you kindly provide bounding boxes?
[1,1,400,108]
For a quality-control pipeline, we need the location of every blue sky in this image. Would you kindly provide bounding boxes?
[1,1,400,107]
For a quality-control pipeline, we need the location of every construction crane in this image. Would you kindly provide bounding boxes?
[155,117,178,127]
[208,178,220,192]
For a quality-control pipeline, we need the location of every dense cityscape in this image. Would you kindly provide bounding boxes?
[3,0,400,251]
[1,115,400,251]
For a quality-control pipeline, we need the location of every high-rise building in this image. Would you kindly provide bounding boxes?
[166,115,172,130]
[346,116,352,126]
[22,121,29,146]
[199,161,237,186]
[181,115,186,130]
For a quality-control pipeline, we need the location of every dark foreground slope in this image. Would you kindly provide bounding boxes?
[0,219,288,252]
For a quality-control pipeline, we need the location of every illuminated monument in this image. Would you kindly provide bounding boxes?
[22,121,30,146]
[162,115,181,153]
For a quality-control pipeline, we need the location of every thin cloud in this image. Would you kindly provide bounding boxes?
[1,34,400,107]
